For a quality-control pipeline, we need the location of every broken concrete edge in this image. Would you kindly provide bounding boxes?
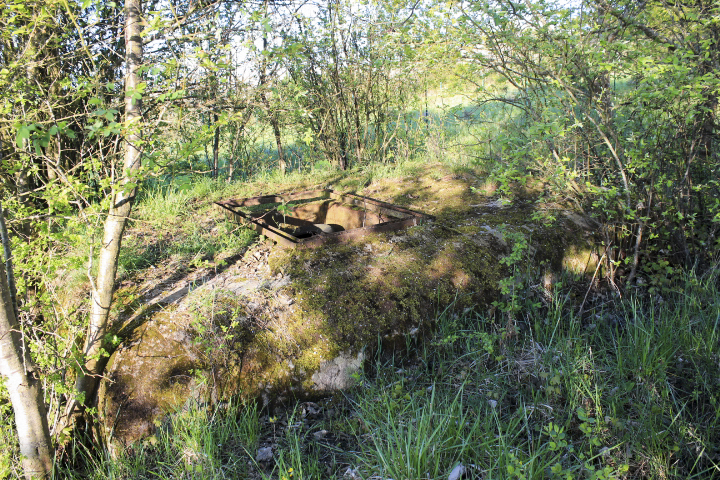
[310,350,365,391]
[215,189,435,249]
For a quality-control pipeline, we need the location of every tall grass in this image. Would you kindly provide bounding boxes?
[54,400,260,480]
[345,270,720,479]
[116,181,258,279]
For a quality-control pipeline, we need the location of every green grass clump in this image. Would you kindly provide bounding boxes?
[342,270,719,479]
[117,182,258,279]
[134,186,193,224]
[350,381,480,479]
[55,400,260,480]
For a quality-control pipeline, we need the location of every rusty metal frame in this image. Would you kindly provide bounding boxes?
[215,189,433,248]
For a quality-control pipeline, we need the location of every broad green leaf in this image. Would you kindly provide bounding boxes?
[16,125,30,148]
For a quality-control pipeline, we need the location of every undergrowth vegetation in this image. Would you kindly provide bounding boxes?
[51,269,720,480]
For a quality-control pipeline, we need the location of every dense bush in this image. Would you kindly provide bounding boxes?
[455,0,720,283]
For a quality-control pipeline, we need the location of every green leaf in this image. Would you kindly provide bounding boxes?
[16,125,30,148]
[302,128,314,146]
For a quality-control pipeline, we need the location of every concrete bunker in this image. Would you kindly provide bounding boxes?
[215,189,433,248]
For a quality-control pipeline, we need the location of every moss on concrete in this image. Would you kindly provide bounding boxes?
[98,163,598,448]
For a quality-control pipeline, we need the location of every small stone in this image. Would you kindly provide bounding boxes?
[313,429,328,440]
[302,402,321,417]
[256,446,273,462]
[488,399,498,409]
[448,463,466,480]
[343,467,361,479]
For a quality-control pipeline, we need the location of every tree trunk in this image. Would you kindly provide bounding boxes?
[259,0,286,175]
[66,0,143,421]
[259,87,286,176]
[0,165,18,321]
[0,204,53,480]
[212,113,220,179]
[14,166,33,241]
[268,108,286,174]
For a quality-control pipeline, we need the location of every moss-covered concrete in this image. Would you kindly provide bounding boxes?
[97,163,598,448]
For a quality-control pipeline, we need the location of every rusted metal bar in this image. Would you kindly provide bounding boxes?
[220,189,331,208]
[215,189,433,249]
[294,216,423,248]
[329,191,433,222]
[216,202,299,247]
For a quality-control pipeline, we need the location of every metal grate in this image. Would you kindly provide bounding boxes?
[215,189,433,248]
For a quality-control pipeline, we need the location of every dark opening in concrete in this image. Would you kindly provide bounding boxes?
[215,189,433,248]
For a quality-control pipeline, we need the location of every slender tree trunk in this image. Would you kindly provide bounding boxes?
[0,175,18,321]
[227,105,255,182]
[329,1,348,170]
[15,4,45,242]
[14,167,33,240]
[227,123,238,182]
[341,39,363,163]
[212,113,220,179]
[0,205,53,480]
[66,0,143,421]
[267,107,286,174]
[259,0,286,175]
[259,82,286,175]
